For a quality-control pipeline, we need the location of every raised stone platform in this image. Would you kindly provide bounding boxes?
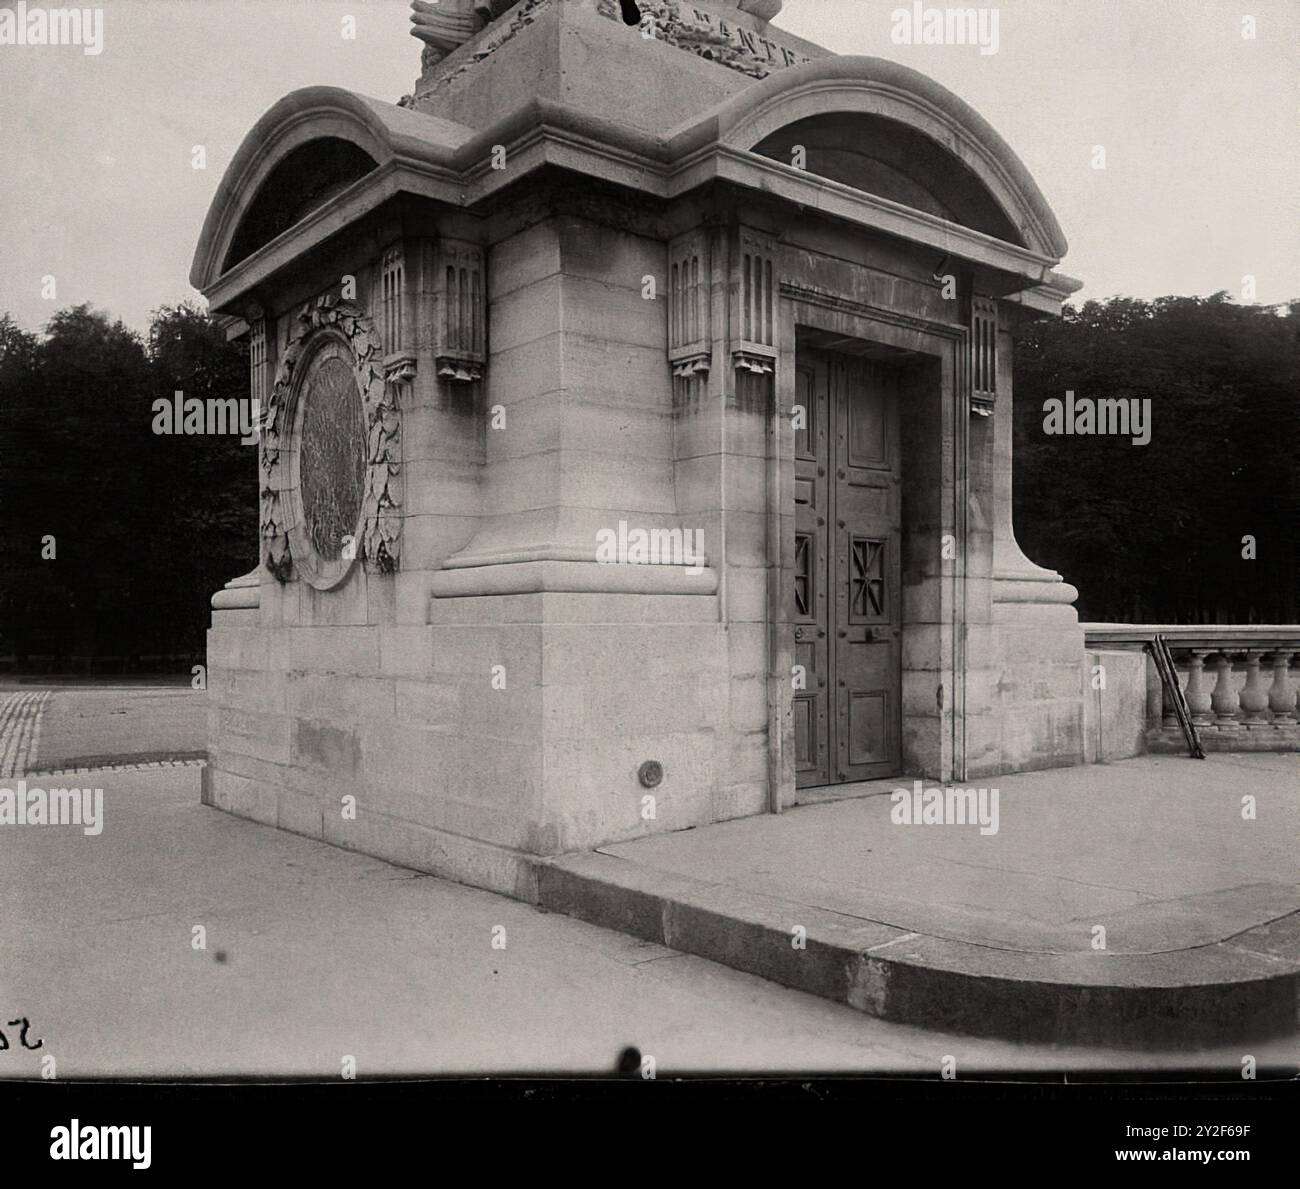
[534,753,1300,1046]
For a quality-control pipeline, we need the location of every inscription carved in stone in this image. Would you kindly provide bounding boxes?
[596,0,809,78]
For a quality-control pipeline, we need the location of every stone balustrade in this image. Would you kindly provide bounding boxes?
[1083,624,1300,752]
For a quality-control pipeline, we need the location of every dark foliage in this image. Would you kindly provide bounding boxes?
[1013,293,1298,623]
[0,304,254,669]
[1,292,1294,669]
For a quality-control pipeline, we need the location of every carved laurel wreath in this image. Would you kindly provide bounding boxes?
[261,295,402,583]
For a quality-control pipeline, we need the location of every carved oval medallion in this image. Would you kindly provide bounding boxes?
[286,334,367,588]
[300,347,366,562]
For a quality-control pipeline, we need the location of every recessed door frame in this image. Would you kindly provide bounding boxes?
[767,285,972,810]
[792,347,904,787]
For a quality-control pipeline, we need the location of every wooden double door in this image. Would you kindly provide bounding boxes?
[792,347,902,788]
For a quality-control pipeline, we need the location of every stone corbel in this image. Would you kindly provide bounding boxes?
[970,295,997,417]
[436,357,484,383]
[729,225,778,375]
[432,238,486,384]
[383,351,418,385]
[734,351,775,375]
[672,353,711,378]
[378,241,419,388]
[668,228,712,381]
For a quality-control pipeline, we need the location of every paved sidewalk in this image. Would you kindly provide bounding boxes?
[2,765,1292,1077]
[0,691,50,777]
[541,754,1300,1046]
[0,682,205,774]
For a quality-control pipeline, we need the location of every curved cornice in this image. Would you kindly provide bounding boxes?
[193,58,1070,297]
[190,86,476,291]
[668,56,1067,258]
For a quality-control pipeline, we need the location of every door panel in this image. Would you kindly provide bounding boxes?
[792,361,829,786]
[794,348,901,788]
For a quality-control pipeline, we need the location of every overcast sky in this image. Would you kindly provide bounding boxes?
[0,0,1295,334]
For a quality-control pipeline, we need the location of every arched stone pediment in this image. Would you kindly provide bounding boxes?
[223,138,379,273]
[673,56,1068,259]
[191,51,1070,306]
[190,86,475,291]
[749,111,1025,247]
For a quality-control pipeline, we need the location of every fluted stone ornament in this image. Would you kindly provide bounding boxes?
[410,0,484,61]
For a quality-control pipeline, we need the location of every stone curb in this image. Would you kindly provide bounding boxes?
[533,851,1300,1048]
[23,751,208,777]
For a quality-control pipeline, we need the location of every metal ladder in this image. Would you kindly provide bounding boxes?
[1145,634,1205,759]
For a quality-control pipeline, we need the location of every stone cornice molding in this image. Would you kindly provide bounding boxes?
[667,57,1067,258]
[1082,625,1300,651]
[191,87,476,292]
[195,59,1073,307]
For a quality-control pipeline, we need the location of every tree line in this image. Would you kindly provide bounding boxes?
[1012,294,1297,624]
[0,293,1295,670]
[0,303,254,670]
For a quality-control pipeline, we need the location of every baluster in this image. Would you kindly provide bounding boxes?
[1185,650,1213,724]
[1268,650,1296,722]
[1239,650,1269,724]
[1210,651,1241,727]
